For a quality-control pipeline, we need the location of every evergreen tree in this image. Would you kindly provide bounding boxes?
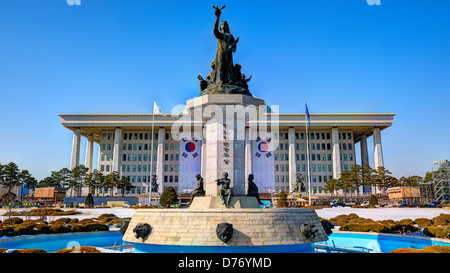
[159,186,178,207]
[277,191,288,207]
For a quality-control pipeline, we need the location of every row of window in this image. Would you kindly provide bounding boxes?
[105,132,353,142]
[275,174,332,183]
[275,132,352,140]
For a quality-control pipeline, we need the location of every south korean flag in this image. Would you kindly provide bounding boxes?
[252,131,275,192]
[179,137,201,192]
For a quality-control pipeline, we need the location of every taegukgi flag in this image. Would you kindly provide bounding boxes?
[252,131,275,192]
[179,137,202,192]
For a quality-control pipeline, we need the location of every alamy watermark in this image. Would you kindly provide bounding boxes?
[67,0,81,5]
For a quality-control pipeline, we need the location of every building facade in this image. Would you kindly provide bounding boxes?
[59,109,395,196]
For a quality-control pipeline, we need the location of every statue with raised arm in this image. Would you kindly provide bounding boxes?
[198,5,252,97]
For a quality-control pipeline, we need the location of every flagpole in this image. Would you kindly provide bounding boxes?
[149,98,156,205]
[305,99,312,206]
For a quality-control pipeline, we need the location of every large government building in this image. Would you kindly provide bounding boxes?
[59,109,394,196]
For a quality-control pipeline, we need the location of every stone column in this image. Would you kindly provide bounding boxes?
[70,128,81,170]
[85,134,94,173]
[373,127,384,169]
[288,127,296,192]
[200,133,207,179]
[156,127,165,194]
[360,134,369,167]
[205,122,221,196]
[244,127,253,191]
[112,128,122,174]
[331,127,341,179]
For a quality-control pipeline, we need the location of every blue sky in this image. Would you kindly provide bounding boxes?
[0,0,448,181]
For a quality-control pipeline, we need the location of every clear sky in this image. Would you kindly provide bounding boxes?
[0,0,448,181]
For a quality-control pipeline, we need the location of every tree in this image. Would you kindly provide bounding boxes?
[324,178,339,195]
[277,191,288,207]
[159,186,178,207]
[69,165,89,197]
[85,193,95,208]
[399,175,423,187]
[116,176,134,197]
[0,162,31,217]
[373,166,398,194]
[104,171,120,197]
[92,170,105,196]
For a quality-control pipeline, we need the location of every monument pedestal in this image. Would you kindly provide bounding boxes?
[188,196,261,209]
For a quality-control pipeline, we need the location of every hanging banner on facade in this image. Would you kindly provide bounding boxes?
[252,132,275,192]
[179,137,201,192]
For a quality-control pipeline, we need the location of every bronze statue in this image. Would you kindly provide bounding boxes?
[247,174,263,205]
[216,172,232,206]
[293,173,306,193]
[198,5,252,96]
[189,174,206,205]
[151,175,159,193]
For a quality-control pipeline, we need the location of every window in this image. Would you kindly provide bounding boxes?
[133,144,137,151]
[349,154,353,161]
[343,154,347,161]
[312,165,316,172]
[139,144,142,150]
[275,165,279,171]
[317,154,321,161]
[123,154,127,161]
[301,154,305,161]
[275,175,279,182]
[348,143,352,150]
[328,165,332,172]
[102,133,107,140]
[133,154,137,161]
[138,154,142,161]
[139,133,143,140]
[107,154,111,161]
[100,165,105,171]
[133,165,137,172]
[280,165,284,172]
[123,144,127,150]
[301,143,305,150]
[128,144,132,150]
[300,133,304,139]
[138,165,142,172]
[327,154,332,161]
[106,165,110,172]
[101,144,106,151]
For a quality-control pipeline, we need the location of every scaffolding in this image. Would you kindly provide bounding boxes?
[433,160,450,204]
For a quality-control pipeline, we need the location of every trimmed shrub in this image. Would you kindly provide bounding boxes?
[369,195,378,207]
[55,246,101,253]
[396,219,414,226]
[377,219,395,225]
[340,223,387,233]
[49,224,70,234]
[384,224,418,234]
[70,223,109,232]
[423,226,450,239]
[348,217,374,224]
[414,218,432,227]
[2,217,23,225]
[391,245,450,253]
[432,214,450,226]
[11,248,47,253]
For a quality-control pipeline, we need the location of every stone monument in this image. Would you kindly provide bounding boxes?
[122,6,327,252]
